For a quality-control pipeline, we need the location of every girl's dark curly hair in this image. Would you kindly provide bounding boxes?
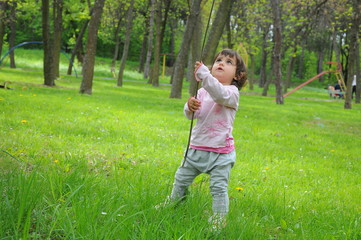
[212,49,248,90]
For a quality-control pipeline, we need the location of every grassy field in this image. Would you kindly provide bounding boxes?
[0,49,361,239]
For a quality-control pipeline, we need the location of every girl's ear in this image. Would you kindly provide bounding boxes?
[234,72,245,81]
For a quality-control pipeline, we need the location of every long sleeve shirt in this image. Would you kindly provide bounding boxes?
[184,64,240,153]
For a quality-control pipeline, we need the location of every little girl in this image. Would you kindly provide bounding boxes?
[170,49,247,230]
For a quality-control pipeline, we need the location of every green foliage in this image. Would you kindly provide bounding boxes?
[0,48,361,238]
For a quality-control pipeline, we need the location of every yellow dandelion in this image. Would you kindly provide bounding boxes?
[0,97,4,101]
[21,120,28,123]
[67,97,71,100]
[19,94,23,97]
[235,187,244,191]
[265,167,269,170]
[330,149,335,153]
[54,160,59,164]
[33,94,37,97]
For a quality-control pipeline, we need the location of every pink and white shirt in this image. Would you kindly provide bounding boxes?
[184,64,240,153]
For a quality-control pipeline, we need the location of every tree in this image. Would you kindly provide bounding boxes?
[117,0,135,87]
[42,0,56,86]
[8,0,16,68]
[67,18,89,75]
[169,0,202,99]
[67,0,92,76]
[143,0,155,79]
[271,0,283,104]
[41,0,63,86]
[201,0,234,65]
[188,9,202,96]
[344,0,360,109]
[149,0,171,87]
[80,0,106,94]
[53,0,63,78]
[0,1,7,56]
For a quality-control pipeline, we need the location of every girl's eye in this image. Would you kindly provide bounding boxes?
[216,59,222,63]
[227,60,233,65]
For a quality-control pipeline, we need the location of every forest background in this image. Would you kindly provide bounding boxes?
[0,0,360,107]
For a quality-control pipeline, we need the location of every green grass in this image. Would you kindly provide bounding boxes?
[0,50,361,239]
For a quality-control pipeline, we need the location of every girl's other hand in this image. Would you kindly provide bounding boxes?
[194,61,203,82]
[187,97,201,112]
[194,61,203,70]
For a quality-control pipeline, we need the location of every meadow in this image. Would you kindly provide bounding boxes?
[0,49,361,239]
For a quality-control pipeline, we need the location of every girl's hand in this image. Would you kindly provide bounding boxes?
[194,61,203,82]
[187,97,201,112]
[194,61,203,70]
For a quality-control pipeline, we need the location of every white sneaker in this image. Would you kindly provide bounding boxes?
[154,196,172,210]
[208,215,226,232]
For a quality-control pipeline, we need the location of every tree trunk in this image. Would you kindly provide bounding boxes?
[284,46,297,93]
[188,11,202,96]
[80,0,105,94]
[317,50,324,82]
[344,0,360,109]
[271,0,283,104]
[42,0,56,86]
[0,1,7,56]
[261,60,272,97]
[67,19,89,75]
[144,0,155,79]
[150,0,171,87]
[355,37,360,104]
[138,0,151,73]
[169,0,201,99]
[53,0,63,78]
[111,15,123,70]
[201,0,234,65]
[259,24,270,88]
[9,0,16,68]
[117,0,135,87]
[249,53,255,90]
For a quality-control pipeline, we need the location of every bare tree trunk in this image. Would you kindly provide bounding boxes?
[188,11,202,96]
[202,0,234,65]
[271,0,283,104]
[355,37,360,104]
[150,0,171,87]
[53,0,63,78]
[111,15,123,70]
[284,46,297,93]
[138,0,151,73]
[259,24,270,88]
[262,56,273,96]
[248,53,255,90]
[344,0,360,109]
[9,0,16,68]
[169,0,201,99]
[317,50,324,82]
[80,0,105,94]
[67,19,89,75]
[144,0,155,79]
[117,0,135,87]
[42,0,56,86]
[0,1,7,56]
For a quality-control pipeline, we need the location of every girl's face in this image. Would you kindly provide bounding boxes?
[211,54,237,85]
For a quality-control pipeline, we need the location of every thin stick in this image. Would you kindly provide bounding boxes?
[182,0,216,167]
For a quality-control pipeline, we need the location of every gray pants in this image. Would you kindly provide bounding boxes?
[171,148,235,216]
